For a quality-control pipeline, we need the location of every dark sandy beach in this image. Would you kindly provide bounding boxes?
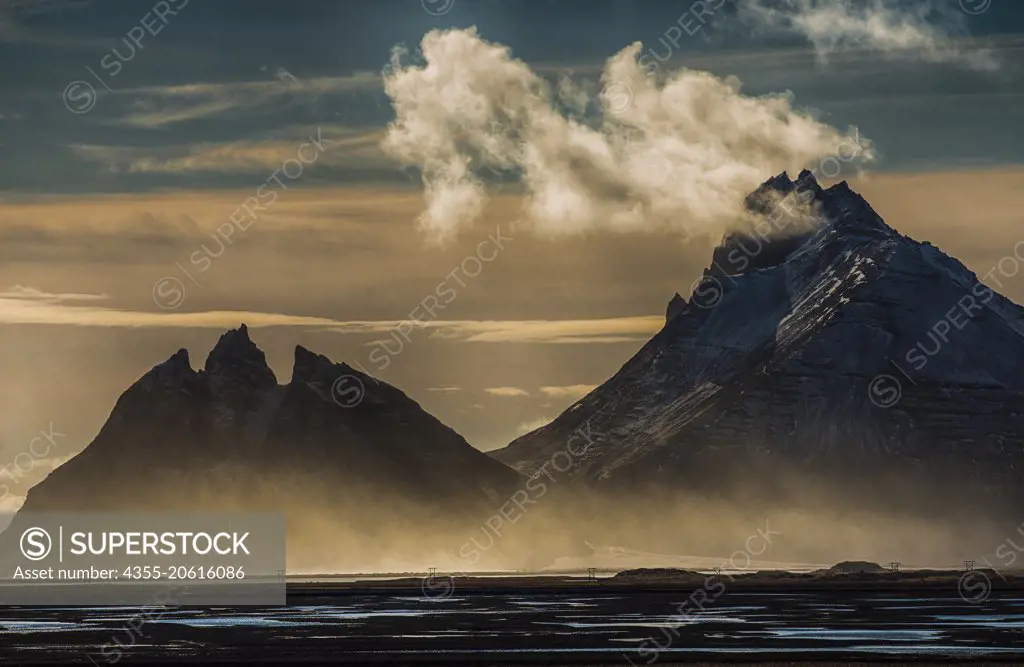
[2,570,1024,665]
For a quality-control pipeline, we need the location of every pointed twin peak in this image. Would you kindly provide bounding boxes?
[205,323,256,364]
[794,169,823,195]
[670,170,895,316]
[714,171,825,276]
[755,170,893,239]
[205,324,278,389]
[138,347,197,392]
[169,348,191,369]
[774,169,822,193]
[206,324,256,370]
[140,326,377,396]
[746,169,823,211]
[292,344,335,385]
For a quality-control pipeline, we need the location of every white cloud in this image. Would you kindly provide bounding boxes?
[740,0,998,72]
[369,316,663,344]
[485,386,531,397]
[382,27,871,244]
[425,385,461,392]
[111,75,380,129]
[69,127,387,175]
[539,384,598,398]
[0,291,664,344]
[441,318,660,344]
[0,285,110,302]
[0,288,351,328]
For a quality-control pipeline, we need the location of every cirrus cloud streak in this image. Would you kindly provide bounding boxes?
[0,288,663,344]
[739,0,998,72]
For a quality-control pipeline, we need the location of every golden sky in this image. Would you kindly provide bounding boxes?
[2,168,1023,484]
[2,1,1024,509]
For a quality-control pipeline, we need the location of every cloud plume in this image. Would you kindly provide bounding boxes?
[382,27,871,244]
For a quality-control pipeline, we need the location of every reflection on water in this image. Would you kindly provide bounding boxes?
[768,629,941,641]
[2,593,1024,659]
[0,621,84,633]
[167,617,314,628]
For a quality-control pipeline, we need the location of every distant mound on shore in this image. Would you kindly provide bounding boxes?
[614,568,703,580]
[827,561,887,575]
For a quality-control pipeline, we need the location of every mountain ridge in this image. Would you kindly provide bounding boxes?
[6,327,523,569]
[490,171,1024,516]
[7,170,1022,569]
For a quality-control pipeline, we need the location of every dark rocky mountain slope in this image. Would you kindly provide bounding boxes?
[491,171,1024,516]
[7,327,522,569]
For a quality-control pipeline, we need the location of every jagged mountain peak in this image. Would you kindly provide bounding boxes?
[289,345,408,408]
[204,323,277,389]
[795,168,820,188]
[666,292,687,323]
[750,170,876,224]
[137,348,197,391]
[292,344,336,384]
[745,169,820,209]
[761,169,822,194]
[491,172,1024,515]
[816,180,897,241]
[719,174,898,279]
[168,347,192,370]
[8,331,523,565]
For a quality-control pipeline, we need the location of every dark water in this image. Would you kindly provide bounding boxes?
[3,591,1024,662]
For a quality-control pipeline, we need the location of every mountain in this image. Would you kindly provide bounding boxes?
[491,171,1024,515]
[7,326,522,569]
